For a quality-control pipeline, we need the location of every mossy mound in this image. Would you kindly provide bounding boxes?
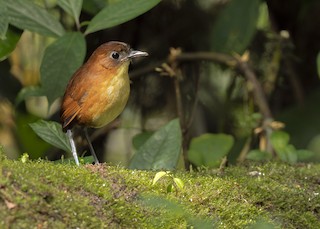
[0,154,319,228]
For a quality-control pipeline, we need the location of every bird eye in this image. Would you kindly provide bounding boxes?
[111,51,120,60]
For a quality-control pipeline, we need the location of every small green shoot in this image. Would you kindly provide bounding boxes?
[20,153,29,163]
[152,171,184,193]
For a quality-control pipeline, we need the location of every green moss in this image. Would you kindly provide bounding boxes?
[1,155,319,228]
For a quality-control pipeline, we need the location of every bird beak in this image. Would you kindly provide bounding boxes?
[128,49,148,59]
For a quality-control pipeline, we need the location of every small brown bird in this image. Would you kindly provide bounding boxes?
[60,41,148,165]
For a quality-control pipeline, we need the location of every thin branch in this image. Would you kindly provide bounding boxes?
[236,60,273,120]
[174,52,237,66]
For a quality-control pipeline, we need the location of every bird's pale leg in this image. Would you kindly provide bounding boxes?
[84,127,99,164]
[66,129,80,166]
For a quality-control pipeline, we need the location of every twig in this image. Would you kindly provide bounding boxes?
[236,59,272,120]
[174,52,237,66]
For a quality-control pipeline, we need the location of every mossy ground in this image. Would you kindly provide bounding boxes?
[0,153,319,228]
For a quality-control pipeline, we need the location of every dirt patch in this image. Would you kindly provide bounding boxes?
[84,163,141,226]
[85,164,139,201]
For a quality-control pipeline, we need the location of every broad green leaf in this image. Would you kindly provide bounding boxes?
[141,195,185,217]
[211,0,260,54]
[40,32,86,106]
[152,171,168,185]
[129,119,182,170]
[278,144,298,164]
[187,218,213,229]
[270,131,297,163]
[270,130,290,153]
[0,28,21,61]
[246,149,272,161]
[29,120,71,153]
[85,0,161,35]
[15,86,44,106]
[6,0,65,37]
[173,178,184,190]
[57,0,83,25]
[82,0,106,14]
[142,195,213,229]
[296,149,314,162]
[132,131,153,150]
[0,0,8,39]
[248,219,276,229]
[188,133,234,168]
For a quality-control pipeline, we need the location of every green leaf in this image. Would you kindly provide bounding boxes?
[20,153,29,163]
[40,32,86,106]
[57,0,83,25]
[15,86,44,106]
[280,144,298,164]
[132,131,154,150]
[248,219,276,229]
[0,0,8,39]
[270,131,299,164]
[296,149,315,162]
[141,195,214,228]
[270,130,290,153]
[29,120,71,153]
[0,28,21,61]
[189,220,214,229]
[82,0,106,15]
[211,0,260,54]
[256,2,270,30]
[129,119,182,170]
[246,149,272,161]
[141,195,185,217]
[173,178,184,190]
[166,184,173,193]
[152,171,169,185]
[85,0,161,35]
[6,0,65,37]
[188,133,234,168]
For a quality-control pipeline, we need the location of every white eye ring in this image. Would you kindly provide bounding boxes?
[111,51,120,60]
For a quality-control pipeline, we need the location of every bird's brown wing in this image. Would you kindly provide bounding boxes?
[60,67,89,131]
[60,95,82,131]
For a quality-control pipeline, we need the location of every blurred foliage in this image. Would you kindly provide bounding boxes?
[188,133,234,168]
[211,0,261,54]
[0,0,320,169]
[141,195,214,228]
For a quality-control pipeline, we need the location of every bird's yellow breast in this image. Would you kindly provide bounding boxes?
[85,63,130,128]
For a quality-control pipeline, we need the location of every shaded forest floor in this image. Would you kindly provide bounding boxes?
[0,152,320,228]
